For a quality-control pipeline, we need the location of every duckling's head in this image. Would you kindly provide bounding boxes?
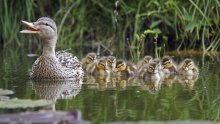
[182,59,194,71]
[107,56,116,69]
[85,52,97,64]
[162,56,174,69]
[20,17,57,41]
[153,58,162,70]
[115,60,127,72]
[146,62,159,74]
[143,55,153,64]
[96,58,107,70]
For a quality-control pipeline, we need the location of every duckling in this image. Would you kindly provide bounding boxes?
[81,52,97,71]
[178,58,199,75]
[106,56,116,72]
[138,62,161,79]
[153,58,162,70]
[87,58,110,76]
[161,56,178,74]
[137,55,153,70]
[152,58,165,77]
[113,59,137,77]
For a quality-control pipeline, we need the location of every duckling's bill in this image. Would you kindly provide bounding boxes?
[20,21,40,34]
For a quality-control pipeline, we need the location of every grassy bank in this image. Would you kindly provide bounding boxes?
[0,0,220,60]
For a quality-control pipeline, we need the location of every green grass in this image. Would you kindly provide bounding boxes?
[0,0,220,60]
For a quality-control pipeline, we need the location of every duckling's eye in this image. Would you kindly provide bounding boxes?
[88,56,94,61]
[107,60,112,64]
[149,66,154,71]
[45,23,49,26]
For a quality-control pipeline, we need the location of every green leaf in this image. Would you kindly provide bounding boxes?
[153,28,162,34]
[135,34,140,41]
[182,14,192,21]
[0,89,14,96]
[150,20,162,29]
[144,29,155,35]
[185,22,198,32]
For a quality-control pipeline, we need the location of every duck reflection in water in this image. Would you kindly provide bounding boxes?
[1,78,87,124]
[32,78,83,104]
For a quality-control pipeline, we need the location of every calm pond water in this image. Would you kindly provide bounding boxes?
[0,48,220,123]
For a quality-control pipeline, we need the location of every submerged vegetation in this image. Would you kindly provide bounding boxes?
[0,0,220,59]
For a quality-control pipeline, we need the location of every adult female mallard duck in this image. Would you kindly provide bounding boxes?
[20,17,84,80]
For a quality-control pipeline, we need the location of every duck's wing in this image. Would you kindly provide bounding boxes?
[56,50,84,78]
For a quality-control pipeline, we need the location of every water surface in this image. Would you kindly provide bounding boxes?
[0,48,220,123]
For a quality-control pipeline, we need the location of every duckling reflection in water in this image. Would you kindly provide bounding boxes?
[178,58,199,76]
[112,76,127,90]
[87,58,110,76]
[177,74,198,90]
[139,78,161,94]
[161,74,177,87]
[137,55,153,70]
[96,74,113,91]
[81,52,97,71]
[161,56,178,74]
[113,59,137,77]
[138,62,161,79]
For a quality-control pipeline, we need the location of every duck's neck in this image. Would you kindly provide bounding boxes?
[42,37,57,58]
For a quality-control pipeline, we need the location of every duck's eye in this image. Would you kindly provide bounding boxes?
[45,23,49,26]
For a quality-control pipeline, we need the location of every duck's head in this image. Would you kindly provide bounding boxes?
[146,62,159,74]
[115,60,126,72]
[86,52,97,64]
[182,59,194,71]
[107,56,116,69]
[143,55,153,64]
[162,56,174,69]
[96,58,108,70]
[20,17,57,41]
[153,58,162,70]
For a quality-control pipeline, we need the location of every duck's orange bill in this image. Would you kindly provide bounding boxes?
[20,21,40,34]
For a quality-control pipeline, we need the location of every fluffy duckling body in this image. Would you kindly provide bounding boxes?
[81,52,97,71]
[161,56,178,74]
[106,56,116,72]
[87,58,110,76]
[178,58,199,75]
[137,55,153,70]
[113,60,137,77]
[138,62,161,79]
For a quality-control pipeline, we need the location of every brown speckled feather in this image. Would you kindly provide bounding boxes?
[31,50,84,80]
